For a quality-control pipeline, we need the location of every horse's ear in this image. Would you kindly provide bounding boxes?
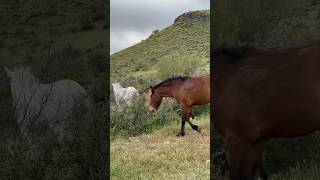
[4,66,13,78]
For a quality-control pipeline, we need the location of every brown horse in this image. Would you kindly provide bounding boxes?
[143,75,210,136]
[213,41,320,180]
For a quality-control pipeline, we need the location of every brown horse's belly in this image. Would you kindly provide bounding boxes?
[263,111,320,138]
[265,121,320,138]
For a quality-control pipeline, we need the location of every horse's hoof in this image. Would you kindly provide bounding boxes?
[196,127,202,133]
[176,132,185,137]
[192,125,201,133]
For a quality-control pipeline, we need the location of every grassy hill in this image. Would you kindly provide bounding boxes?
[0,0,108,179]
[0,0,108,61]
[110,10,209,82]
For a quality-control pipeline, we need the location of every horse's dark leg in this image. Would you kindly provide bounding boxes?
[185,108,200,133]
[260,155,269,180]
[176,106,189,137]
[226,137,266,180]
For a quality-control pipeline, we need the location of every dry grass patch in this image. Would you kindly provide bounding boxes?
[111,114,210,180]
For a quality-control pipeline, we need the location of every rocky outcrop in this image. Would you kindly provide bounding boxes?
[174,10,209,25]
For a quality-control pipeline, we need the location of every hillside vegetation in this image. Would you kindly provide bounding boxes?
[0,0,108,179]
[110,10,209,83]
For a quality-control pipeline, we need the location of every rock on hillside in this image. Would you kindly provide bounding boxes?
[174,10,209,25]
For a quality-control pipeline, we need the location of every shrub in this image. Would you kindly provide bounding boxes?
[110,96,180,137]
[80,16,95,31]
[14,28,25,37]
[0,39,6,49]
[67,26,80,33]
[156,54,204,79]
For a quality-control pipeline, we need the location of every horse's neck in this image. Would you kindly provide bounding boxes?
[155,85,177,98]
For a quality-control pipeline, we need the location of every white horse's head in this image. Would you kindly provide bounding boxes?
[5,66,40,102]
[112,82,122,88]
[5,66,39,84]
[112,82,123,92]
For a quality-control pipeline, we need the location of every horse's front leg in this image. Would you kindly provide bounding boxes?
[176,106,189,137]
[227,137,266,180]
[260,160,269,180]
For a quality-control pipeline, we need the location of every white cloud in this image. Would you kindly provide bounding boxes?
[110,0,210,54]
[110,30,150,54]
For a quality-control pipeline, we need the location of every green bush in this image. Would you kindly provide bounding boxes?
[110,96,180,137]
[0,103,108,180]
[80,15,95,31]
[156,54,204,79]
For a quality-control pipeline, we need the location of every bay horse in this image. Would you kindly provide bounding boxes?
[213,41,320,180]
[143,75,210,136]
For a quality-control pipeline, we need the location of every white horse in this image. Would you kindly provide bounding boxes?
[112,82,138,107]
[5,66,87,144]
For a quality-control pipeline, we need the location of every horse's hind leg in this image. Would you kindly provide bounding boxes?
[185,107,200,133]
[190,109,195,120]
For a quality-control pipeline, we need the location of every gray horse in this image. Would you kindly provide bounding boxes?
[5,66,87,144]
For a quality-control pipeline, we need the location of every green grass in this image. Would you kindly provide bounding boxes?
[271,162,320,180]
[0,0,108,179]
[0,0,108,67]
[111,113,210,180]
[110,10,209,82]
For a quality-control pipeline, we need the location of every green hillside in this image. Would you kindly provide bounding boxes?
[0,0,108,179]
[110,10,210,81]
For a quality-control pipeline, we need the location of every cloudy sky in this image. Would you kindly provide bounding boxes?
[110,0,210,54]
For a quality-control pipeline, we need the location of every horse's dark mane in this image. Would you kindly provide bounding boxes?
[153,76,189,89]
[212,46,256,62]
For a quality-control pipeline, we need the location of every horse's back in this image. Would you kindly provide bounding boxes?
[179,75,210,106]
[53,79,87,98]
